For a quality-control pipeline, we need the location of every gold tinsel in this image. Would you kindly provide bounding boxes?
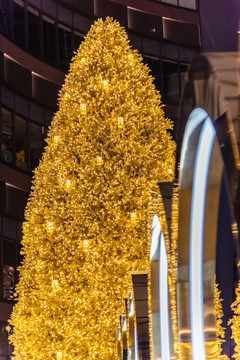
[169,181,180,359]
[10,17,175,360]
[214,276,229,360]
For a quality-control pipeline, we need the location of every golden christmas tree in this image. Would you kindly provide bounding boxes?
[10,18,175,360]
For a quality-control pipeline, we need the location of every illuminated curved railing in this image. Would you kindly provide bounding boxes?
[128,292,138,360]
[122,311,128,358]
[178,108,224,359]
[115,105,234,359]
[150,214,171,360]
[190,116,215,360]
[117,324,121,360]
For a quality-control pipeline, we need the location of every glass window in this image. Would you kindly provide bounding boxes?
[161,0,178,5]
[15,115,28,171]
[17,221,23,241]
[58,5,72,26]
[161,43,179,60]
[58,25,73,71]
[0,0,11,37]
[128,33,142,51]
[74,13,90,33]
[15,94,29,118]
[43,16,56,64]
[162,61,180,104]
[3,240,15,267]
[143,38,160,57]
[45,109,53,127]
[3,239,15,300]
[1,86,14,108]
[29,122,43,170]
[28,0,41,8]
[74,31,84,52]
[179,46,197,63]
[6,185,29,220]
[13,2,26,48]
[1,107,13,164]
[3,217,16,239]
[179,0,196,9]
[42,0,56,17]
[28,7,41,57]
[179,63,189,93]
[143,56,161,91]
[30,102,44,124]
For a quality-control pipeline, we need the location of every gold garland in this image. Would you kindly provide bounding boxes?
[169,181,180,359]
[214,276,229,360]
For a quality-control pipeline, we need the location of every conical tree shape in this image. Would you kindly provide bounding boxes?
[10,18,175,360]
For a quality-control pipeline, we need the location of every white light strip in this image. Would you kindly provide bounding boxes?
[122,312,127,332]
[190,117,215,360]
[179,108,207,184]
[160,232,170,360]
[150,215,162,261]
[117,325,121,341]
[134,327,138,360]
[129,292,134,316]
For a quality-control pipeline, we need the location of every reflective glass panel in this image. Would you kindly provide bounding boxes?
[43,16,56,64]
[58,25,73,71]
[15,115,28,171]
[13,2,26,48]
[143,56,161,91]
[29,122,43,170]
[28,7,41,57]
[1,107,13,164]
[3,239,15,300]
[162,61,180,104]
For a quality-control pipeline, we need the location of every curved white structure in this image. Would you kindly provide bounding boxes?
[128,292,138,360]
[178,108,224,359]
[190,116,215,360]
[150,215,171,360]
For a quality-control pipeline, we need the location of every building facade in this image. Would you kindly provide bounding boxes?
[2,0,236,358]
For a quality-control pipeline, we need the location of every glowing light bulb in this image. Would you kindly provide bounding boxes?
[131,212,137,224]
[36,260,44,270]
[83,240,89,251]
[117,325,121,341]
[64,93,70,100]
[65,179,73,190]
[52,280,59,292]
[56,351,63,360]
[97,156,103,166]
[46,222,55,234]
[102,80,109,89]
[80,57,86,65]
[53,135,60,144]
[128,54,134,65]
[80,103,87,115]
[118,117,124,129]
